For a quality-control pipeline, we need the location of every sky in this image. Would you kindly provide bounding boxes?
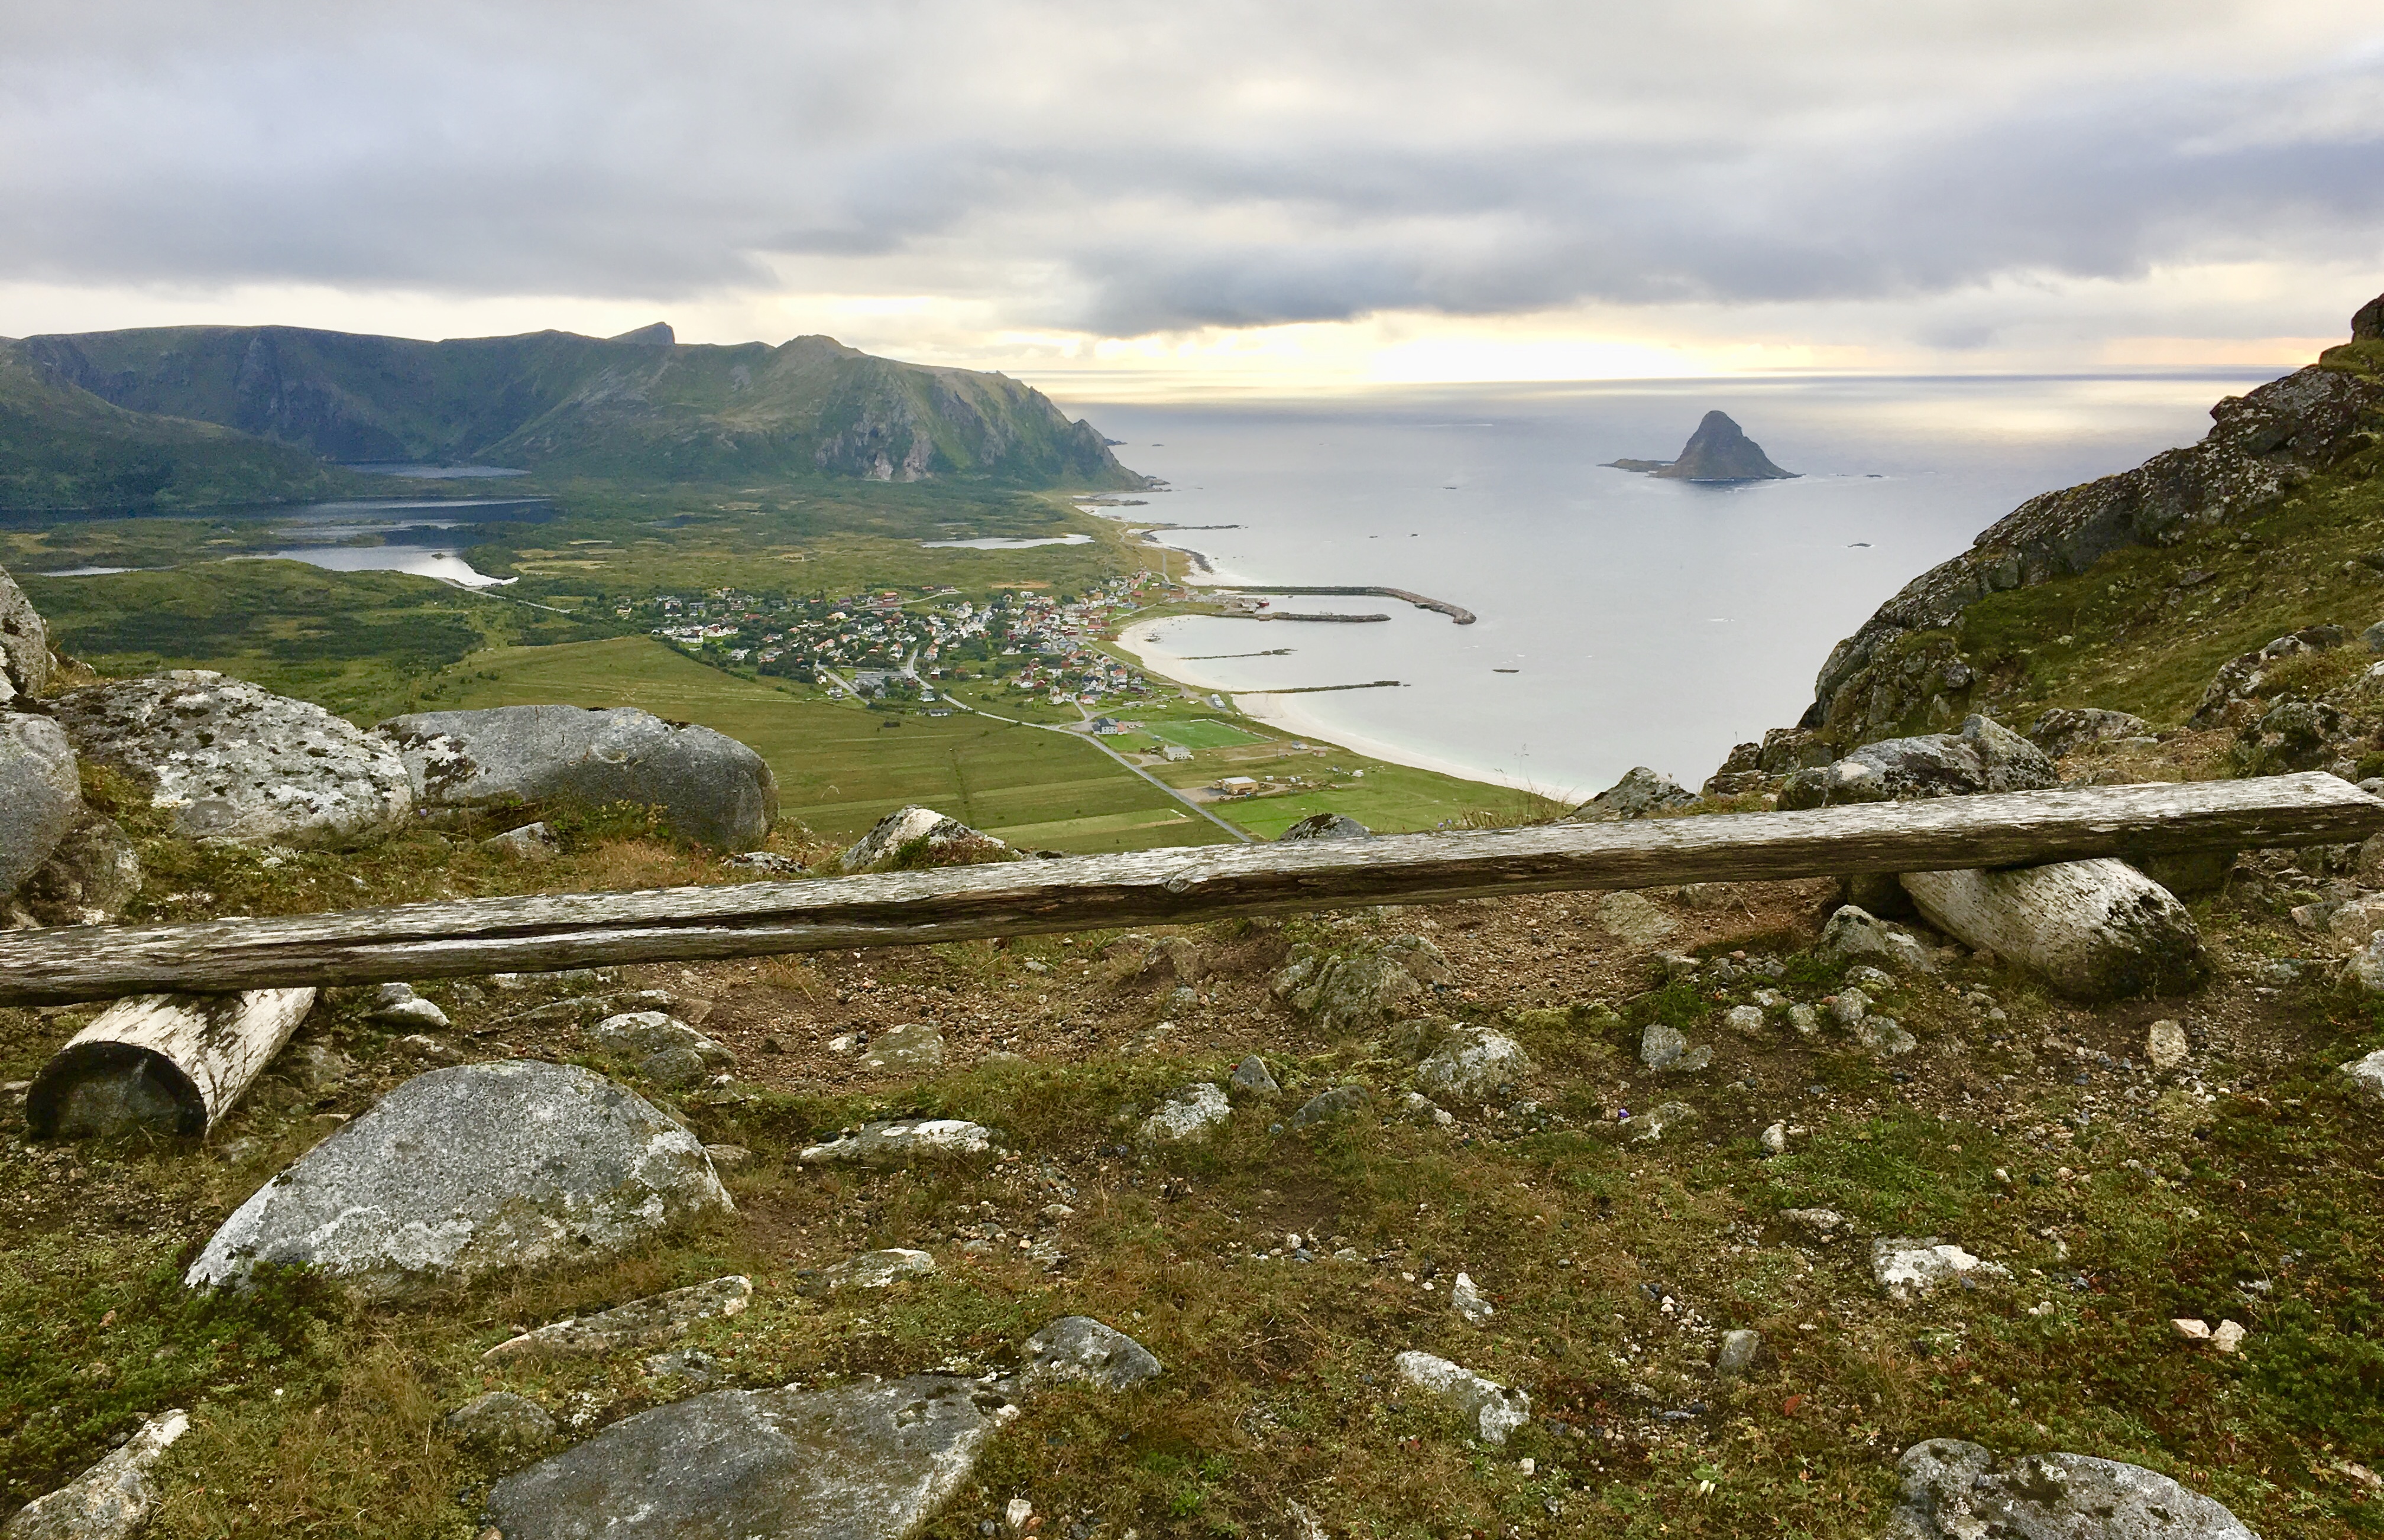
[4,0,2382,394]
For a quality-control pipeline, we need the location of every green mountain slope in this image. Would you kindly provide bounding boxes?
[19,323,1146,491]
[0,344,360,511]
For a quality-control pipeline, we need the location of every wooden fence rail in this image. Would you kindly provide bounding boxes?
[0,773,2375,1006]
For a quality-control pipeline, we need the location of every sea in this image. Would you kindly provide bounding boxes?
[1068,372,2285,803]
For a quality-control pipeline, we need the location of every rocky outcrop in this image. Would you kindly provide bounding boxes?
[2026,706,2149,758]
[838,804,1013,873]
[1881,1438,2254,1539]
[1278,812,1371,841]
[796,1118,1003,1166]
[1270,935,1452,1033]
[0,713,82,895]
[1776,715,2054,810]
[1392,1350,1531,1445]
[373,704,775,850]
[1571,766,1698,821]
[1795,314,2384,747]
[589,1010,736,1087]
[186,1061,731,1295]
[1011,1317,1164,1392]
[56,672,411,848]
[481,1275,752,1362]
[1651,411,1796,481]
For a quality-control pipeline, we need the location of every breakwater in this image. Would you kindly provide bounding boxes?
[1227,586,1476,624]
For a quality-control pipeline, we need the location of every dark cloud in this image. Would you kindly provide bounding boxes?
[3,1,2379,334]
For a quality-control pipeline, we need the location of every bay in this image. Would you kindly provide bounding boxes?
[1065,372,2280,801]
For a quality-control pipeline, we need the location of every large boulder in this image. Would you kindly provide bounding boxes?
[1881,1438,2255,1539]
[185,1061,731,1296]
[485,1376,1010,1540]
[0,563,53,707]
[0,712,82,894]
[838,805,1013,873]
[1,1409,186,1540]
[1777,715,2053,810]
[54,672,410,848]
[372,704,776,850]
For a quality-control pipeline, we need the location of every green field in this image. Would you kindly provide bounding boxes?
[415,636,1234,854]
[1142,717,1266,750]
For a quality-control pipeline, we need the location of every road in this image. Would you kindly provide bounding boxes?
[813,665,1254,845]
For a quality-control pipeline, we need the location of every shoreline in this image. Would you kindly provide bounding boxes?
[1113,617,1590,803]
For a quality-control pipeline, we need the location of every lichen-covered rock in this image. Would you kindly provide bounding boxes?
[838,804,1012,872]
[1816,905,1936,974]
[481,821,561,860]
[0,565,52,708]
[1392,1350,1530,1445]
[1777,715,2053,810]
[1139,1083,1230,1144]
[1290,1084,1368,1127]
[1880,1438,2255,1540]
[858,1022,945,1074]
[1270,935,1450,1033]
[1228,1054,1281,1099]
[14,812,141,923]
[373,703,776,850]
[1,1409,186,1540]
[590,1011,736,1087]
[1871,1238,2008,1302]
[1902,858,2206,1003]
[1638,1023,1711,1074]
[1277,812,1371,841]
[185,1061,731,1295]
[2191,627,2345,730]
[0,712,82,895]
[797,1118,1002,1166]
[1571,766,1698,821]
[1013,1317,1163,1392]
[56,672,410,848]
[1413,1024,1531,1103]
[2027,706,2150,759]
[445,1392,558,1460]
[482,1276,753,1361]
[2340,1048,2384,1103]
[484,1376,1013,1540]
[1596,889,1679,948]
[2230,698,2351,776]
[803,1249,935,1294]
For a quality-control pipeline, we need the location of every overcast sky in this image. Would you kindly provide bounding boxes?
[4,0,2381,387]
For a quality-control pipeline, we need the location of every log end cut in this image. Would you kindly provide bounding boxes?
[26,1040,208,1139]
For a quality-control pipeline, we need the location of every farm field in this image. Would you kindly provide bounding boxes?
[413,636,1233,853]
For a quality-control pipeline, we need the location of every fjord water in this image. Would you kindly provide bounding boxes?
[1077,372,2278,802]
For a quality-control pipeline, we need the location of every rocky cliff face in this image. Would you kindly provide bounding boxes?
[15,323,1147,491]
[1795,299,2384,748]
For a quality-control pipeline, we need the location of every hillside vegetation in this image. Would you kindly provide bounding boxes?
[5,323,1145,504]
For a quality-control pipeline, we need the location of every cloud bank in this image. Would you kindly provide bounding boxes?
[3,0,2380,357]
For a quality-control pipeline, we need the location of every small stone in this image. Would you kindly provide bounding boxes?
[1758,1121,1787,1156]
[375,995,452,1030]
[446,1391,558,1457]
[1392,1350,1530,1444]
[482,1276,754,1361]
[1451,1272,1493,1326]
[1855,1016,1917,1058]
[1290,1084,1368,1128]
[1005,1498,1035,1538]
[1012,1316,1163,1392]
[2171,1317,2211,1341]
[1723,1004,1767,1038]
[1780,1207,1846,1235]
[859,1022,945,1073]
[2338,1048,2384,1103]
[2210,1319,2247,1354]
[2146,1019,2189,1070]
[1596,889,1679,948]
[702,1143,752,1171]
[798,1119,1003,1166]
[481,822,562,861]
[1414,1023,1531,1103]
[641,1349,718,1387]
[1639,1022,1711,1072]
[1228,1055,1281,1098]
[805,1249,934,1293]
[1816,906,1937,975]
[1139,1084,1231,1144]
[1872,1238,2008,1302]
[1628,1100,1698,1141]
[1715,1329,1761,1378]
[394,1033,462,1061]
[1785,1003,1821,1038]
[591,1011,736,1087]
[1827,988,1868,1026]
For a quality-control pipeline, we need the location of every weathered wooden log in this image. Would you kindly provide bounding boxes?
[1899,860,2207,1002]
[25,989,318,1137]
[0,774,2370,1005]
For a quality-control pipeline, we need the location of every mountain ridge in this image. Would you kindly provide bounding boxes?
[1,323,1146,508]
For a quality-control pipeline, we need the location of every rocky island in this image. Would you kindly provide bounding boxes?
[1604,408,1797,481]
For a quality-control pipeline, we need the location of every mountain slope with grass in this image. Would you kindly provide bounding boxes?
[15,323,1147,492]
[0,343,362,511]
